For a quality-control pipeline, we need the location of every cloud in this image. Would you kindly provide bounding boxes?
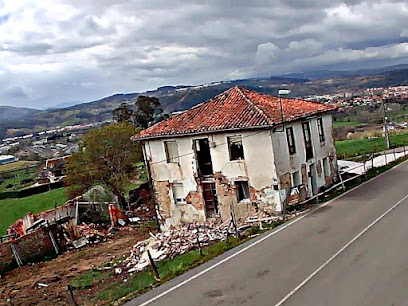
[0,0,408,108]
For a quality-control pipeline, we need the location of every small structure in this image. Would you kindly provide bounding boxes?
[40,155,70,183]
[0,155,18,165]
[133,86,338,230]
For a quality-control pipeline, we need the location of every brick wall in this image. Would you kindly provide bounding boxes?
[0,228,56,274]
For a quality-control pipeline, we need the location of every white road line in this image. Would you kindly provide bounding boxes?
[137,159,408,306]
[275,192,408,306]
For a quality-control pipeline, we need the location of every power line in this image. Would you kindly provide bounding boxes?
[148,130,266,166]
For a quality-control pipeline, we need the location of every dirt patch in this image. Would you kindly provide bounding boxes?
[0,225,156,306]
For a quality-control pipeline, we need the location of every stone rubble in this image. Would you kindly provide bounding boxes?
[124,219,231,273]
[77,223,110,244]
[123,210,304,274]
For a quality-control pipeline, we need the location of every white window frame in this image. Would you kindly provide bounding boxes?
[164,141,179,163]
[172,182,186,204]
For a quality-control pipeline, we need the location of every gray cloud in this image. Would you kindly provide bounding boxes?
[0,0,407,108]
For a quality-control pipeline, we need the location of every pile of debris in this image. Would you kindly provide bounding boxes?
[122,210,306,274]
[77,223,109,245]
[124,219,229,273]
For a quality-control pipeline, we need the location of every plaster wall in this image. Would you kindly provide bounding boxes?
[271,114,337,202]
[144,130,280,229]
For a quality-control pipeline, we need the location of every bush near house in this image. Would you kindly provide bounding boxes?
[0,188,68,236]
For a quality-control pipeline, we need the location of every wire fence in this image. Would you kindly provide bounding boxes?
[284,145,408,212]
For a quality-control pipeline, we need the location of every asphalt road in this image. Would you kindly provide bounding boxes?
[129,160,408,306]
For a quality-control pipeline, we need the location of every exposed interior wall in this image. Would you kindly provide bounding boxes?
[271,113,338,206]
[8,203,76,236]
[145,139,205,230]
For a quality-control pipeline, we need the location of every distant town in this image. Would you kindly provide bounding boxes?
[0,122,108,160]
[306,85,408,106]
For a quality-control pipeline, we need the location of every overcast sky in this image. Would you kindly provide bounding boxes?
[0,0,408,109]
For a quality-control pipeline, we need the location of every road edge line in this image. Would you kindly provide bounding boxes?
[275,192,408,306]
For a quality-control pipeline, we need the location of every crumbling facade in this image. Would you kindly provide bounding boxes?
[133,86,338,230]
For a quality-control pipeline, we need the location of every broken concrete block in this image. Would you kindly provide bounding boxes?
[72,237,88,249]
[128,217,141,223]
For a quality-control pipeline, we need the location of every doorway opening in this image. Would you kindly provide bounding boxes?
[202,183,218,217]
[194,138,214,177]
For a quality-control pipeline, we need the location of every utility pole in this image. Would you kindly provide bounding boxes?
[276,89,291,132]
[381,98,390,149]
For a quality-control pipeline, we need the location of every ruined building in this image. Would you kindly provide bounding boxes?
[133,86,338,230]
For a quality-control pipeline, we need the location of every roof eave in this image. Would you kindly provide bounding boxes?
[132,108,336,141]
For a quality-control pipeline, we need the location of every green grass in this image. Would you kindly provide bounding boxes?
[386,106,408,122]
[72,269,113,289]
[335,132,408,159]
[333,120,362,128]
[0,161,38,173]
[0,168,37,192]
[0,188,68,235]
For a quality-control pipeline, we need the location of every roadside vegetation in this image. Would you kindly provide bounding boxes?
[0,188,67,235]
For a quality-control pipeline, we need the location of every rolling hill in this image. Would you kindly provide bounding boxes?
[1,64,408,140]
[0,106,41,123]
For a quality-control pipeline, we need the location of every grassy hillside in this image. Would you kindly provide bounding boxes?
[0,106,40,123]
[0,188,68,236]
[335,132,408,159]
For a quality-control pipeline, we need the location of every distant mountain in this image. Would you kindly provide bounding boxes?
[275,64,408,80]
[1,64,408,140]
[0,106,41,123]
[49,101,83,109]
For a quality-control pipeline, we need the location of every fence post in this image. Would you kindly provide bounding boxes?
[394,148,397,161]
[384,150,387,165]
[147,250,161,281]
[195,225,203,256]
[363,159,367,179]
[372,152,374,169]
[404,146,406,156]
[66,285,78,306]
[338,169,345,191]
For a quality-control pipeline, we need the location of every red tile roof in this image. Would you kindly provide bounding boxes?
[133,86,335,140]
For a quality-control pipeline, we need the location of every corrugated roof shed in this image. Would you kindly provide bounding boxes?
[133,86,335,140]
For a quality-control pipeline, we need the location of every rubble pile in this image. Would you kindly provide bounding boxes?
[128,203,156,222]
[124,219,230,273]
[77,223,109,244]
